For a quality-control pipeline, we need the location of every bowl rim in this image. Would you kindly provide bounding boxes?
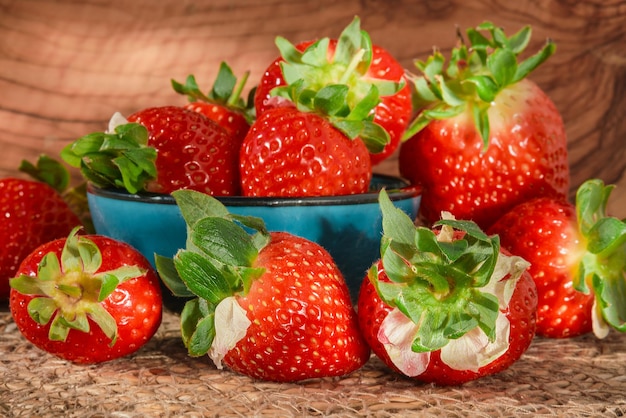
[87,173,422,207]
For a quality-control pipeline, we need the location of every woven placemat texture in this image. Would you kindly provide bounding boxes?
[1,304,625,418]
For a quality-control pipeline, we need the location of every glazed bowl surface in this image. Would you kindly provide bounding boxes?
[87,174,421,301]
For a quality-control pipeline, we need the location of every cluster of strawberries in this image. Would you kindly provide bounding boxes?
[1,18,624,386]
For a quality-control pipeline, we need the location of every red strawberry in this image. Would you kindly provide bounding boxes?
[62,106,241,196]
[488,179,626,339]
[1,157,83,300]
[172,62,253,142]
[240,105,372,197]
[357,190,537,386]
[398,21,569,230]
[253,16,412,166]
[9,227,162,364]
[156,190,370,382]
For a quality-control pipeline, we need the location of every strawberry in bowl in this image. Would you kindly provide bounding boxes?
[253,16,412,167]
[65,18,421,303]
[62,105,241,196]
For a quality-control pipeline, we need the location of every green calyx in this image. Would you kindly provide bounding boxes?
[61,120,157,194]
[572,179,626,334]
[155,190,270,356]
[373,190,503,352]
[270,16,402,153]
[171,62,256,123]
[9,227,145,344]
[402,21,556,149]
[19,154,71,194]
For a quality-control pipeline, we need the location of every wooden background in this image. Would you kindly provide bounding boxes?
[1,0,624,218]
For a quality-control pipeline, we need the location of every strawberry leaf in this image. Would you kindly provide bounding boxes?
[174,250,234,305]
[514,40,556,83]
[172,189,230,227]
[27,297,58,325]
[587,218,626,255]
[85,303,119,345]
[180,298,215,356]
[62,120,156,194]
[315,84,351,117]
[487,49,517,88]
[464,75,498,102]
[172,62,251,111]
[19,155,70,194]
[48,315,74,341]
[508,25,531,54]
[190,217,259,267]
[595,275,626,333]
[154,254,195,298]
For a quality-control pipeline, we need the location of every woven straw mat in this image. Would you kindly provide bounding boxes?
[1,304,625,417]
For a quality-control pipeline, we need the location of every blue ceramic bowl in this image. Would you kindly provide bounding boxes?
[87,174,421,302]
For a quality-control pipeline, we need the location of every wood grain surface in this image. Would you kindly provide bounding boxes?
[0,0,624,218]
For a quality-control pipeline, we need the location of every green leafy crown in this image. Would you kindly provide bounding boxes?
[155,190,270,356]
[171,61,256,123]
[371,190,505,353]
[402,21,556,149]
[9,227,145,344]
[61,120,157,194]
[270,16,405,154]
[572,179,626,334]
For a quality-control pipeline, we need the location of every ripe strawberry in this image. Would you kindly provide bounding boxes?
[172,62,253,142]
[9,227,162,364]
[253,16,412,166]
[155,190,370,382]
[357,190,537,386]
[488,179,626,339]
[62,106,240,196]
[398,21,569,230]
[1,156,83,300]
[240,105,373,197]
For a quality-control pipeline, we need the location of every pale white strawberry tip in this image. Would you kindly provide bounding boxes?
[107,111,129,134]
[208,296,251,369]
[440,312,511,372]
[591,298,610,339]
[378,308,430,377]
[378,251,529,375]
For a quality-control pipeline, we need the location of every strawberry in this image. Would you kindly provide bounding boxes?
[357,190,537,386]
[488,179,626,339]
[398,21,569,230]
[1,156,83,300]
[171,62,253,142]
[9,227,162,364]
[155,190,370,382]
[240,104,373,197]
[240,19,401,197]
[253,16,411,166]
[62,106,240,196]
